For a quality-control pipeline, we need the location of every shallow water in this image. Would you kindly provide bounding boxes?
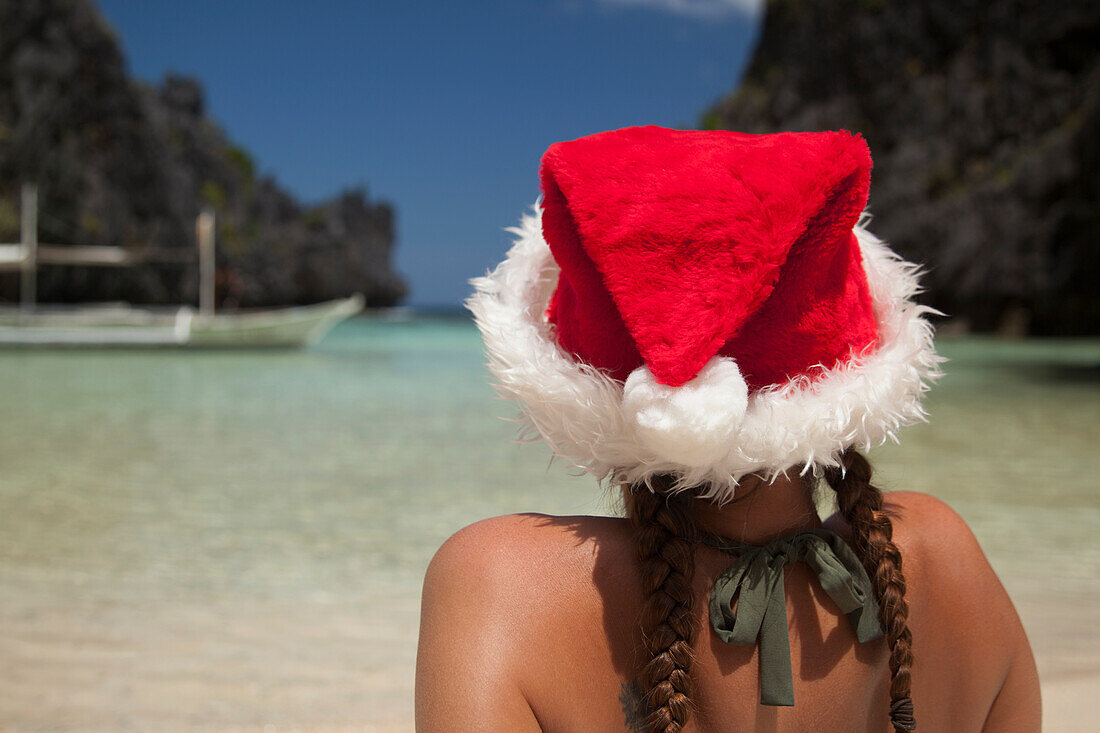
[0,316,1097,729]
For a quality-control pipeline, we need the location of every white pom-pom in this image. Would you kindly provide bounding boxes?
[622,356,748,468]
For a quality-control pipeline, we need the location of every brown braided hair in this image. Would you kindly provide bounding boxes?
[624,475,698,733]
[823,449,917,732]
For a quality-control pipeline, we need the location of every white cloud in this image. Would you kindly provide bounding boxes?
[599,0,763,20]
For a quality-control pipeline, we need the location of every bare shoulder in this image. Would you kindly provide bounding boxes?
[882,491,985,564]
[422,513,635,635]
[877,491,1010,613]
[425,513,632,592]
[430,512,630,561]
[824,490,987,578]
[879,492,1041,731]
[416,514,633,731]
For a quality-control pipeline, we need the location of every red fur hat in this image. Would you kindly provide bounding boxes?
[469,126,940,498]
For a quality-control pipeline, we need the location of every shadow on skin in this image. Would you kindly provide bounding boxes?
[528,512,642,682]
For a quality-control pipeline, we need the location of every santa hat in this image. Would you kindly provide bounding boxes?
[469,126,940,500]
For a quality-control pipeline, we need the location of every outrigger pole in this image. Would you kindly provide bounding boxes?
[20,183,37,312]
[196,206,215,317]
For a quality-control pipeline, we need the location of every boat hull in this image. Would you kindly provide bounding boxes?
[0,295,365,348]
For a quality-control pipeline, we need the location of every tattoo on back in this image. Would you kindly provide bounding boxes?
[619,680,649,733]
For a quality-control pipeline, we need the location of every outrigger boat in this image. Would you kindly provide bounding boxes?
[0,185,363,348]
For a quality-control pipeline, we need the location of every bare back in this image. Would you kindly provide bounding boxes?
[416,492,1040,732]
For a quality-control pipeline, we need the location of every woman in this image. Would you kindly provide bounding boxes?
[416,127,1040,732]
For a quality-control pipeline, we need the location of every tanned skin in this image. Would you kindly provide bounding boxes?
[415,478,1040,732]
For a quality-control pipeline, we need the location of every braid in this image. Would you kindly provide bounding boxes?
[625,476,698,733]
[824,450,917,732]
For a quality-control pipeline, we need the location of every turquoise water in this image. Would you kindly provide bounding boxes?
[0,316,1097,729]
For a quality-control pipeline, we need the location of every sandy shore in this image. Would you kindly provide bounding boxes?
[1042,674,1098,732]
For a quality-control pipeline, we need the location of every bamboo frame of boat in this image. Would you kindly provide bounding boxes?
[0,184,364,347]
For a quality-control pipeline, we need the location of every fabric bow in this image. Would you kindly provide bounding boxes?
[705,528,884,706]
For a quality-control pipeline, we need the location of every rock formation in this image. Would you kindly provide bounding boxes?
[0,0,406,308]
[705,0,1098,334]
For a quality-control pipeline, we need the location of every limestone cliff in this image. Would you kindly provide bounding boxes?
[0,0,406,307]
[705,0,1098,334]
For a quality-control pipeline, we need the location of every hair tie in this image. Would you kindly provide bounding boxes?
[889,696,916,730]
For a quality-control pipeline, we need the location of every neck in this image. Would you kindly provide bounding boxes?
[689,474,820,545]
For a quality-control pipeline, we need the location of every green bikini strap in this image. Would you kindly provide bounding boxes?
[704,528,884,707]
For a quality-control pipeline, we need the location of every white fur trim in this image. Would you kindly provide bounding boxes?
[467,206,943,501]
[623,357,748,468]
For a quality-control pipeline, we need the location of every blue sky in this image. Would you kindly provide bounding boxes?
[97,0,761,306]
